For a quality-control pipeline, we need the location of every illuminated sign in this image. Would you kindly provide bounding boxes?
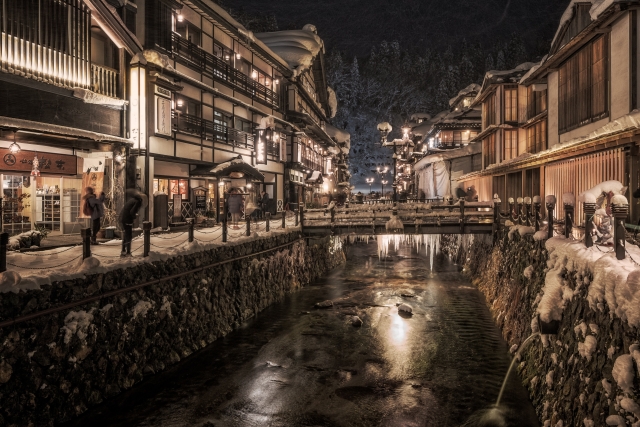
[255,129,269,165]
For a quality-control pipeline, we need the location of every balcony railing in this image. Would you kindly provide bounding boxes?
[91,64,118,98]
[170,33,279,109]
[172,111,255,150]
[301,158,323,172]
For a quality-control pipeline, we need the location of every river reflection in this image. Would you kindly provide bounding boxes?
[64,242,539,427]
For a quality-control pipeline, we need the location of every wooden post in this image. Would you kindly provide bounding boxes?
[222,193,228,242]
[295,209,299,227]
[0,197,3,229]
[0,232,8,272]
[331,207,336,223]
[188,219,194,242]
[564,204,573,239]
[612,202,629,261]
[81,228,92,260]
[265,212,270,232]
[246,215,251,237]
[584,202,596,248]
[282,211,286,229]
[493,198,501,244]
[143,221,151,257]
[547,202,555,240]
[517,198,523,225]
[459,199,465,234]
[524,198,532,227]
[300,206,305,234]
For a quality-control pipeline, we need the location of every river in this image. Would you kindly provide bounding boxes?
[64,241,539,427]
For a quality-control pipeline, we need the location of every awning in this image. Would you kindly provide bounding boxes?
[190,155,264,181]
[306,170,323,184]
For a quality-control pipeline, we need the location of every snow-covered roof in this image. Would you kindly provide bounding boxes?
[519,56,547,85]
[256,25,324,78]
[325,123,350,148]
[448,83,481,108]
[551,0,622,50]
[190,155,265,181]
[473,62,537,105]
[327,86,338,119]
[306,170,323,183]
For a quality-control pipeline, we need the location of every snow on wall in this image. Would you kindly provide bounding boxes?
[327,86,338,118]
[326,122,350,147]
[72,88,127,108]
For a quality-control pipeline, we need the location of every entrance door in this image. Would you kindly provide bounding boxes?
[263,183,275,214]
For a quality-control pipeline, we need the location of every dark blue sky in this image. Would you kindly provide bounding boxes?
[227,0,568,56]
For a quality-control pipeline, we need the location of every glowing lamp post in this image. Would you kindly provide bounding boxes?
[366,177,374,195]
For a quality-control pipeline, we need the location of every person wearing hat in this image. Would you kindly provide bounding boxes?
[118,189,148,257]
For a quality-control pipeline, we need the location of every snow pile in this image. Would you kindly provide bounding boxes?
[448,83,481,107]
[255,25,324,78]
[620,398,640,418]
[325,123,350,147]
[385,216,404,231]
[72,88,127,108]
[552,1,623,50]
[562,192,575,206]
[611,194,628,206]
[132,300,154,319]
[612,354,635,393]
[534,231,548,241]
[578,180,627,204]
[131,50,176,73]
[0,271,22,293]
[545,195,557,205]
[60,311,94,344]
[76,256,100,274]
[398,303,413,314]
[605,415,626,426]
[524,265,534,279]
[377,122,392,132]
[578,335,597,361]
[508,225,535,240]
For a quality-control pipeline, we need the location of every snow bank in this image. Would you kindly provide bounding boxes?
[612,354,634,393]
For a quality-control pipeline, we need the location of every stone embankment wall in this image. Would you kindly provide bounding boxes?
[446,232,640,427]
[0,232,345,427]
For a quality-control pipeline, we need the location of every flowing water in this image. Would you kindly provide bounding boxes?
[64,241,539,427]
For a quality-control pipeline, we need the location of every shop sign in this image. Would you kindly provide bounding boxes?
[173,194,182,221]
[193,187,207,210]
[155,85,172,98]
[255,129,269,165]
[0,148,77,175]
[156,96,172,136]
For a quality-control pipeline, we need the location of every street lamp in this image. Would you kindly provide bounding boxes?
[381,180,388,198]
[377,122,413,202]
[366,177,374,194]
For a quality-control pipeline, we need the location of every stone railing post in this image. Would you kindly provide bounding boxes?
[143,221,151,257]
[533,196,541,232]
[546,197,555,240]
[493,195,501,244]
[612,197,629,261]
[517,197,524,225]
[300,206,305,233]
[564,203,574,238]
[584,202,596,248]
[508,198,515,222]
[0,232,8,272]
[524,197,532,226]
[246,215,251,237]
[265,212,270,232]
[281,211,286,229]
[459,198,465,233]
[295,209,299,227]
[81,228,92,260]
[188,218,194,242]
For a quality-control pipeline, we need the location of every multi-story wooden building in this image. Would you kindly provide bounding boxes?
[128,0,344,223]
[460,0,640,224]
[0,0,140,236]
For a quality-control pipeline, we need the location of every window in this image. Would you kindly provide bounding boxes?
[453,131,463,144]
[483,93,497,128]
[524,168,540,199]
[440,131,453,145]
[526,121,546,154]
[235,59,250,76]
[559,35,608,132]
[234,117,252,133]
[504,87,518,122]
[154,178,188,200]
[175,96,201,117]
[176,20,201,46]
[213,44,232,64]
[503,130,518,161]
[526,86,547,119]
[483,133,497,167]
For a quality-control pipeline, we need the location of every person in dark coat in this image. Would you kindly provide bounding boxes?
[118,190,145,256]
[227,188,244,229]
[83,187,105,244]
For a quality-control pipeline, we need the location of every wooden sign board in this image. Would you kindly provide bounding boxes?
[0,148,77,175]
[173,194,182,221]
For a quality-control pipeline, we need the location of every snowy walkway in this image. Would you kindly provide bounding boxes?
[1,213,300,293]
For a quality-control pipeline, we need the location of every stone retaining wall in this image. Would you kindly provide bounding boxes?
[0,232,346,427]
[457,231,640,427]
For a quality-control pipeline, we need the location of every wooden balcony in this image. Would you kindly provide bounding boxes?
[172,111,259,151]
[91,64,118,98]
[170,33,280,109]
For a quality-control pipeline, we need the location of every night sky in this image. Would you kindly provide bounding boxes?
[227,0,568,56]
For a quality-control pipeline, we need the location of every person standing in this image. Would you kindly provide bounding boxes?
[260,190,269,217]
[82,187,105,244]
[118,190,145,257]
[227,188,243,230]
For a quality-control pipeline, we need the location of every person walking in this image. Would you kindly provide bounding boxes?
[82,187,105,244]
[118,189,146,257]
[227,188,243,230]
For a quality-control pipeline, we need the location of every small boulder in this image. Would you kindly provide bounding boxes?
[351,316,363,327]
[315,300,333,309]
